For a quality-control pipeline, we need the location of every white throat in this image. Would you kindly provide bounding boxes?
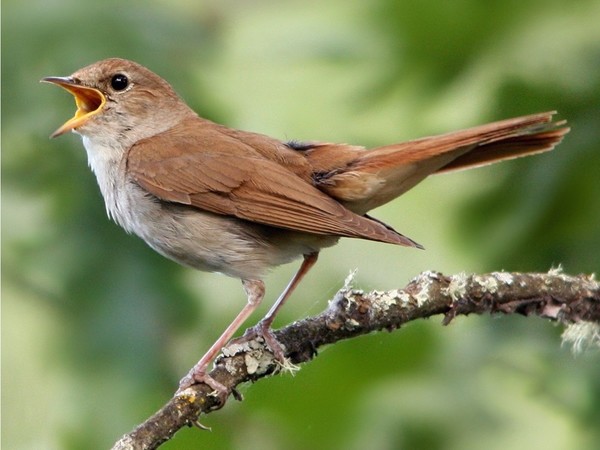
[81,134,129,226]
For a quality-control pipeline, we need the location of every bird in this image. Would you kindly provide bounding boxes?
[42,58,569,397]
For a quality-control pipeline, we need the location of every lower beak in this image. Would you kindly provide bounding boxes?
[42,76,106,138]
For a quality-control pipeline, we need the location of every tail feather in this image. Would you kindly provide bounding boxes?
[436,119,569,173]
[308,112,569,213]
[355,112,565,168]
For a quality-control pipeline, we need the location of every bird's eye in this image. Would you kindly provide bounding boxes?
[111,74,129,91]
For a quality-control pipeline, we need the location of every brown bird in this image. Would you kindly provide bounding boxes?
[43,58,569,397]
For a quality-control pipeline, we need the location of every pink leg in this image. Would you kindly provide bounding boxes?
[178,252,319,397]
[262,252,319,329]
[177,279,265,397]
[240,252,319,361]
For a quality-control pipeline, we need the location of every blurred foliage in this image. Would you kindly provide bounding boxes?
[2,0,599,449]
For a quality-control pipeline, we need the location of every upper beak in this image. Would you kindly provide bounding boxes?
[41,76,106,138]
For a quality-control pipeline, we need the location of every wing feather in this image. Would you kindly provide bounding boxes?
[126,121,419,247]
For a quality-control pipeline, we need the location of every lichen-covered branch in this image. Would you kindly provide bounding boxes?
[111,270,599,450]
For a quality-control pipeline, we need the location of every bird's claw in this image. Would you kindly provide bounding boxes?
[177,369,229,408]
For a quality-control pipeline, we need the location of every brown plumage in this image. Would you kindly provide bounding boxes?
[43,58,569,396]
[127,117,420,247]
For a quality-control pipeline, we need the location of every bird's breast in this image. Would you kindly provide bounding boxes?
[80,135,338,280]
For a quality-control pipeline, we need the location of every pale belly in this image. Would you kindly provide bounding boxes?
[112,184,338,280]
[82,142,338,280]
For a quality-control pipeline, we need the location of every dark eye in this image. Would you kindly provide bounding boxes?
[111,74,129,91]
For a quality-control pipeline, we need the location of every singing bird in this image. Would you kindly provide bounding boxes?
[43,58,569,396]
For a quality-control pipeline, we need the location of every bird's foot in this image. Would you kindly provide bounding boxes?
[231,321,295,372]
[176,366,229,408]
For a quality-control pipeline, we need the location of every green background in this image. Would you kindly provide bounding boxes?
[3,0,599,449]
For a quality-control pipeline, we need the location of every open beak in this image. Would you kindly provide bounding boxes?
[42,76,106,138]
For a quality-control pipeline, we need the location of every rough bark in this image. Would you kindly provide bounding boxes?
[111,270,600,450]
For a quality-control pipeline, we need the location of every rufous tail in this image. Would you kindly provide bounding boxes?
[307,112,569,213]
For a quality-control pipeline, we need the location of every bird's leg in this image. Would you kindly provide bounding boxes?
[178,252,317,398]
[236,252,319,363]
[177,279,265,401]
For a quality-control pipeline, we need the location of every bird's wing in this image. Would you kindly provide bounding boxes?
[126,121,419,247]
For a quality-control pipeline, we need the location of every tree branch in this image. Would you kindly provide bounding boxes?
[111,270,599,450]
